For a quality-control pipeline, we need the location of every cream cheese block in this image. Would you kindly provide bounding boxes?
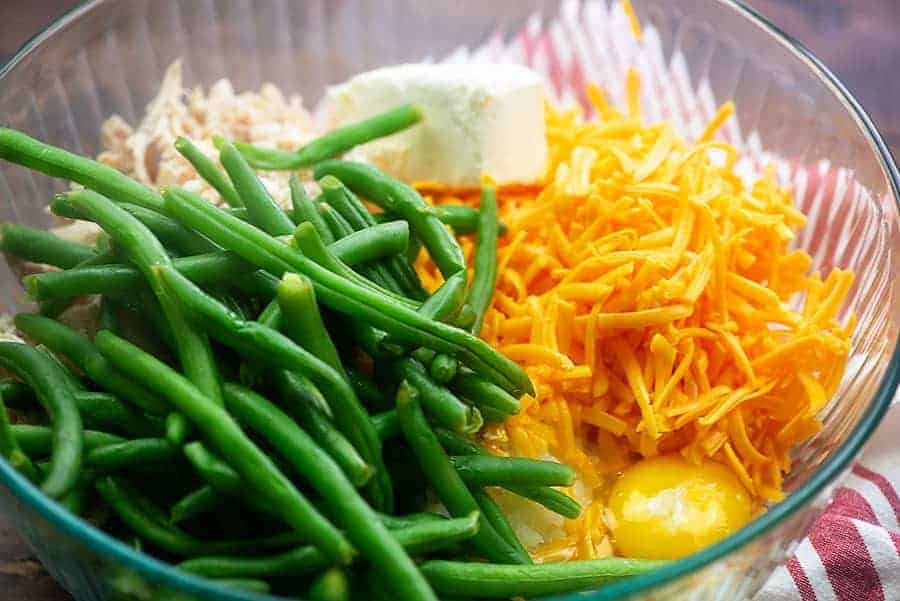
[326,63,548,187]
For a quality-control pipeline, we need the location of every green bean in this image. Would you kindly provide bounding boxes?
[67,189,222,444]
[0,381,33,409]
[0,128,165,211]
[292,222,396,303]
[344,370,388,413]
[38,248,119,317]
[14,314,167,415]
[277,274,343,372]
[85,438,177,473]
[51,197,218,257]
[452,304,477,330]
[27,232,392,303]
[470,488,531,564]
[275,371,374,487]
[330,221,409,265]
[174,137,243,208]
[372,410,400,441]
[94,332,352,563]
[162,188,532,396]
[0,343,82,498]
[170,486,222,525]
[223,383,433,601]
[291,174,333,243]
[434,428,582,519]
[429,354,458,385]
[182,442,272,516]
[217,138,293,236]
[98,296,120,333]
[320,175,427,300]
[0,223,95,268]
[76,393,162,438]
[214,579,270,594]
[422,558,667,598]
[0,394,38,481]
[469,186,500,335]
[12,425,124,455]
[419,272,467,323]
[315,160,465,278]
[451,455,575,488]
[308,568,349,601]
[378,205,509,237]
[451,370,520,418]
[179,512,479,579]
[95,477,306,557]
[318,202,355,239]
[396,381,523,564]
[234,104,423,170]
[391,358,481,434]
[157,266,391,509]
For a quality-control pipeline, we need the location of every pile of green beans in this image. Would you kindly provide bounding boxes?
[0,109,663,600]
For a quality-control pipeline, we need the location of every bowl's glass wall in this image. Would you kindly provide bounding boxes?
[0,1,897,600]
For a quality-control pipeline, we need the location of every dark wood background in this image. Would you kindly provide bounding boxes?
[0,0,898,598]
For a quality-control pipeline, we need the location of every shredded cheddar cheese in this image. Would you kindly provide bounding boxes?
[416,81,853,560]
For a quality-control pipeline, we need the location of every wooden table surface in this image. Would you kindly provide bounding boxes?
[1,1,899,599]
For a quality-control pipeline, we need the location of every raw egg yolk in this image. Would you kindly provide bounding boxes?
[607,455,752,560]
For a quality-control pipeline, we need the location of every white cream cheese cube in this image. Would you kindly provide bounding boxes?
[326,63,548,187]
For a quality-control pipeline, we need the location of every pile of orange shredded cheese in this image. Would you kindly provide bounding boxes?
[415,78,854,560]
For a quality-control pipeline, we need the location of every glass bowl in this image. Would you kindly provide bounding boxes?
[0,1,898,599]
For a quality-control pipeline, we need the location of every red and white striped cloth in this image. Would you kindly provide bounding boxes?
[758,401,900,601]
[448,1,900,598]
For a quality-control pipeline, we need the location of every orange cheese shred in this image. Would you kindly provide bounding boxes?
[416,74,854,550]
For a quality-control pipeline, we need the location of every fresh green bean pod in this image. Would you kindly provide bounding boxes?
[174,137,243,208]
[372,410,400,441]
[275,371,374,487]
[330,221,409,265]
[95,477,306,557]
[470,488,531,564]
[419,272,467,323]
[38,248,119,317]
[182,442,272,516]
[0,223,96,269]
[434,428,582,519]
[396,381,523,564]
[234,104,422,170]
[308,568,350,601]
[86,438,178,473]
[319,175,427,300]
[420,558,668,598]
[429,353,459,385]
[451,369,520,418]
[170,485,222,525]
[391,358,481,434]
[217,138,294,236]
[11,424,124,455]
[162,187,532,396]
[315,160,465,278]
[0,343,82,498]
[451,455,576,488]
[14,314,167,415]
[94,332,352,564]
[0,128,165,211]
[223,383,433,601]
[0,394,38,481]
[290,174,333,243]
[468,186,500,335]
[346,368,390,412]
[179,511,479,579]
[157,266,391,511]
[66,189,223,421]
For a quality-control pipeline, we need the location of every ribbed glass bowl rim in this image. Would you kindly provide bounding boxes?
[0,1,898,600]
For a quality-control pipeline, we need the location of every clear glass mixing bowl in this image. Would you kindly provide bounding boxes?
[0,1,897,599]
